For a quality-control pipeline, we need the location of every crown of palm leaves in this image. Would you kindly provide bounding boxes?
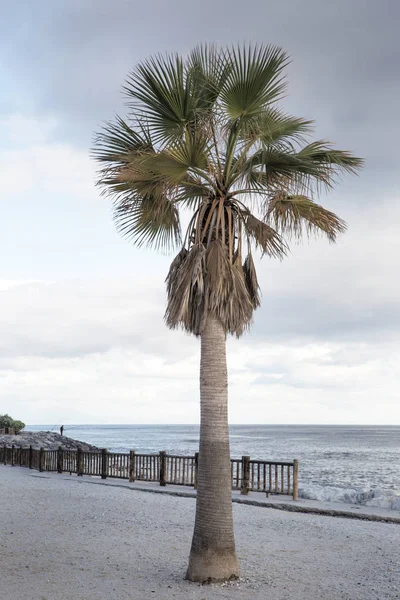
[93,44,363,336]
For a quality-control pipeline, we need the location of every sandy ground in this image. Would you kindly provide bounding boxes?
[1,466,399,600]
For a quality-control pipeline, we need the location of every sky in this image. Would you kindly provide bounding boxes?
[0,0,399,425]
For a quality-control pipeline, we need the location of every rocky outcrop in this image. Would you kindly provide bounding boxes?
[0,431,101,452]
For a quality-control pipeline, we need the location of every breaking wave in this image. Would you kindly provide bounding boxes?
[299,483,400,511]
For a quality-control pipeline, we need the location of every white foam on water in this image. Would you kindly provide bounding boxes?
[299,483,400,511]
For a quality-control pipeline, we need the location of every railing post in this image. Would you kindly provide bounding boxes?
[241,455,250,495]
[19,447,23,466]
[76,448,83,476]
[57,446,63,474]
[11,445,15,466]
[3,443,6,465]
[293,459,299,501]
[194,452,199,490]
[159,451,167,486]
[29,445,33,469]
[101,448,108,480]
[39,447,45,472]
[129,450,136,482]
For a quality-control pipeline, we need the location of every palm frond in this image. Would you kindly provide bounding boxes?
[92,116,152,165]
[296,141,364,179]
[168,135,210,173]
[117,137,210,192]
[165,247,189,298]
[266,194,347,241]
[124,54,194,143]
[165,243,207,334]
[174,178,212,209]
[238,142,362,197]
[220,44,289,120]
[165,240,256,336]
[206,240,255,336]
[238,108,313,149]
[242,148,323,185]
[187,44,231,112]
[243,213,287,258]
[243,253,261,308]
[229,258,256,335]
[114,193,181,251]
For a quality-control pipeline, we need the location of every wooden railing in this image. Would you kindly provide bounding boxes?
[0,445,299,499]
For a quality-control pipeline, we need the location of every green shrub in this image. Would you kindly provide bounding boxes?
[12,420,26,434]
[0,414,26,433]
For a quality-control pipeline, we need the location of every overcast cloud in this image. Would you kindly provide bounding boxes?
[0,0,399,424]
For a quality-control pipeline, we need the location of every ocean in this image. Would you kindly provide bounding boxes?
[28,424,400,511]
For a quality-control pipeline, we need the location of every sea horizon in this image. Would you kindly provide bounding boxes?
[27,422,400,427]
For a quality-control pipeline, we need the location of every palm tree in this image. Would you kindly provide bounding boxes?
[92,44,363,582]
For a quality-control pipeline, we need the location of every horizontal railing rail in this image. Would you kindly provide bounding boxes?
[0,444,299,499]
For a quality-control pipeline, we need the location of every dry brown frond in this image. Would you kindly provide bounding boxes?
[243,253,261,309]
[244,214,287,258]
[266,194,347,241]
[165,244,206,334]
[165,240,257,336]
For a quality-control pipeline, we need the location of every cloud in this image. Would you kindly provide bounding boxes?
[0,114,173,280]
[2,187,398,364]
[0,141,94,199]
[0,114,94,196]
[0,3,398,424]
[0,263,398,425]
[3,0,399,159]
[252,197,400,342]
[0,278,175,359]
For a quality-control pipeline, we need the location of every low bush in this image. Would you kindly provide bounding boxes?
[0,414,26,433]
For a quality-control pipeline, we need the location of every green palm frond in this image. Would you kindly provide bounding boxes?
[238,140,363,195]
[114,193,181,251]
[187,44,231,112]
[220,45,290,183]
[266,194,347,241]
[168,135,210,173]
[238,148,319,194]
[174,178,212,209]
[124,49,227,145]
[238,108,313,149]
[296,141,364,180]
[118,152,186,188]
[220,45,289,120]
[114,137,212,197]
[124,54,191,143]
[92,116,153,165]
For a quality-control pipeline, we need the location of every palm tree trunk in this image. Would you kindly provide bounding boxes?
[186,313,239,582]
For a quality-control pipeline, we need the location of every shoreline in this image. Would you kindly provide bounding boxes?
[2,463,399,524]
[2,431,400,513]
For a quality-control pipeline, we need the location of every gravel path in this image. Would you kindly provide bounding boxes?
[1,466,399,600]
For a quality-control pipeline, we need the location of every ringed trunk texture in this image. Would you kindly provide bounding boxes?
[187,314,239,582]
